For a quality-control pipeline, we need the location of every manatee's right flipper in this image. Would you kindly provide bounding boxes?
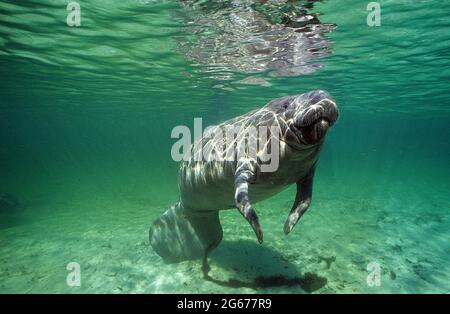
[234,158,263,244]
[284,165,316,234]
[149,202,223,263]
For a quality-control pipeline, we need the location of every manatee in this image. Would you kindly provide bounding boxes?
[149,90,338,262]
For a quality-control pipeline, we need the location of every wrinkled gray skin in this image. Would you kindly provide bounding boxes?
[149,90,338,262]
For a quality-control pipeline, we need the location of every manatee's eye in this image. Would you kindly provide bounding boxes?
[277,103,289,113]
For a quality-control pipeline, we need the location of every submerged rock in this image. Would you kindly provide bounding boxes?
[390,270,397,280]
[317,255,336,269]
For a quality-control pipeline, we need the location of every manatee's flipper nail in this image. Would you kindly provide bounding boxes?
[284,198,310,235]
[284,208,302,235]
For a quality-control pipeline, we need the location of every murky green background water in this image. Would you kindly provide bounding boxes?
[0,0,449,293]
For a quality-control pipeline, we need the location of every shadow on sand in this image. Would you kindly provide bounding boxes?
[202,239,327,293]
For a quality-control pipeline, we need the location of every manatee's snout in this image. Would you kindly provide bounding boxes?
[295,90,338,145]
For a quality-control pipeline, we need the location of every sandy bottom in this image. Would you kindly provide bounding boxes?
[0,178,449,294]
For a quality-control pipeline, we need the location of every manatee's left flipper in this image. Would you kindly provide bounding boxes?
[234,158,263,244]
[284,165,316,234]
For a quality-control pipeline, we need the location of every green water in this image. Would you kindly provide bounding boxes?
[0,0,449,293]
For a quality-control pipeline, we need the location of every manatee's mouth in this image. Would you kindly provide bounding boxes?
[294,98,338,145]
[299,117,331,144]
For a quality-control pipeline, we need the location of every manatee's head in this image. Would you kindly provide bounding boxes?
[267,90,339,149]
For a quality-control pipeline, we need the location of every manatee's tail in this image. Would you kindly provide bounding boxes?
[149,202,223,262]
